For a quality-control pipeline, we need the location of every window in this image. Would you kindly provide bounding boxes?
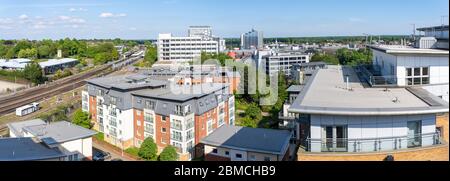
[162,116,167,122]
[186,130,194,141]
[225,151,229,156]
[249,155,256,161]
[185,118,194,130]
[161,127,166,133]
[136,120,141,126]
[171,119,182,130]
[207,120,213,134]
[406,67,430,86]
[145,100,156,110]
[236,154,242,158]
[171,130,182,142]
[212,148,218,154]
[144,123,154,134]
[144,112,154,123]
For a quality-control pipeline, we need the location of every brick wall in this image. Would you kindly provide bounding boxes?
[205,154,231,161]
[89,96,98,130]
[155,114,170,148]
[298,144,449,161]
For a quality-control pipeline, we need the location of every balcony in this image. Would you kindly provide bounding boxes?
[355,65,398,87]
[303,132,443,153]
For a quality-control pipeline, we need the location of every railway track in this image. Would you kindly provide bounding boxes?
[0,64,111,116]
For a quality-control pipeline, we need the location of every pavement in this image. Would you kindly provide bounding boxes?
[92,139,137,161]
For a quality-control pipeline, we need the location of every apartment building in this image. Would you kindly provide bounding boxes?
[288,65,449,161]
[201,125,292,161]
[263,51,311,76]
[82,74,235,160]
[144,65,241,94]
[157,26,225,63]
[367,25,449,102]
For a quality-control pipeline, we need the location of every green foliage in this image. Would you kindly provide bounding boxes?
[94,132,104,141]
[17,48,37,58]
[336,48,372,66]
[23,62,45,84]
[159,146,178,161]
[72,109,91,129]
[125,147,140,157]
[138,137,158,161]
[311,53,339,65]
[239,116,257,128]
[52,69,73,80]
[245,103,262,120]
[201,52,232,66]
[136,45,158,67]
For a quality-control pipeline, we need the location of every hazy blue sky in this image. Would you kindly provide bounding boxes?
[0,0,448,40]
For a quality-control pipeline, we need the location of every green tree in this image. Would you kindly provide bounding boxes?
[158,146,178,161]
[240,116,257,128]
[17,48,37,58]
[23,62,45,84]
[37,45,52,58]
[245,103,262,120]
[138,137,158,160]
[72,109,91,129]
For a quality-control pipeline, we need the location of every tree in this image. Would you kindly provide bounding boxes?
[240,116,257,128]
[23,62,45,84]
[37,45,52,58]
[245,103,262,120]
[17,48,37,59]
[138,137,158,160]
[158,146,178,161]
[72,109,91,129]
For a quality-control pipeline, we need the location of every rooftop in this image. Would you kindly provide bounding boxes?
[22,121,97,145]
[370,45,449,55]
[38,58,78,68]
[0,138,65,161]
[417,25,449,31]
[132,83,227,102]
[289,65,449,116]
[86,74,168,91]
[287,85,304,93]
[7,119,46,137]
[200,125,292,155]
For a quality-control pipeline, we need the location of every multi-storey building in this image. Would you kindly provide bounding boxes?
[288,65,449,161]
[241,29,264,50]
[82,74,235,160]
[263,51,311,76]
[158,26,226,63]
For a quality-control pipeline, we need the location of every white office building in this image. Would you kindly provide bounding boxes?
[263,51,311,76]
[158,26,225,63]
[241,29,264,50]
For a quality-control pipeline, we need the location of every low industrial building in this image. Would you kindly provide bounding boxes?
[39,58,79,74]
[201,125,292,161]
[0,58,32,70]
[7,119,96,161]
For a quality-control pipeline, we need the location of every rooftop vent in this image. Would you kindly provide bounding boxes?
[392,97,400,103]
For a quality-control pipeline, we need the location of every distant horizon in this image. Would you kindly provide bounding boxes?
[1,0,448,40]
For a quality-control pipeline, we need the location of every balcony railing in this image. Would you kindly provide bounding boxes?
[304,132,443,153]
[355,65,398,87]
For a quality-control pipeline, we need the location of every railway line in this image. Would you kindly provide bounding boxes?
[0,52,143,116]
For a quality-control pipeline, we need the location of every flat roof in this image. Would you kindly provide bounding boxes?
[417,25,449,31]
[287,85,304,93]
[0,138,65,161]
[87,74,168,91]
[7,119,46,137]
[39,58,78,68]
[132,83,227,102]
[23,121,96,145]
[200,125,291,155]
[370,45,449,55]
[289,65,449,116]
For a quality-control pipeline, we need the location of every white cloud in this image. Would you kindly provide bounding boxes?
[0,18,13,24]
[69,7,88,12]
[129,27,137,31]
[59,15,71,20]
[99,12,127,18]
[58,16,86,24]
[18,14,28,20]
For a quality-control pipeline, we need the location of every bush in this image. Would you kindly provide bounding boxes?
[159,146,178,161]
[138,137,158,161]
[94,132,104,141]
[125,147,140,157]
[72,109,91,129]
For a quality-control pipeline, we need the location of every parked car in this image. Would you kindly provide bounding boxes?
[93,151,111,161]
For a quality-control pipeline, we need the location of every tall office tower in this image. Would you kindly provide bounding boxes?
[241,29,264,50]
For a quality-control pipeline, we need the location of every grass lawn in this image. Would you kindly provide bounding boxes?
[93,132,104,141]
[235,99,250,110]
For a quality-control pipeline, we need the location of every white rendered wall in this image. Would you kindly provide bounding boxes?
[309,114,437,152]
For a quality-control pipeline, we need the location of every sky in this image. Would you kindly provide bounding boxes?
[0,0,448,40]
